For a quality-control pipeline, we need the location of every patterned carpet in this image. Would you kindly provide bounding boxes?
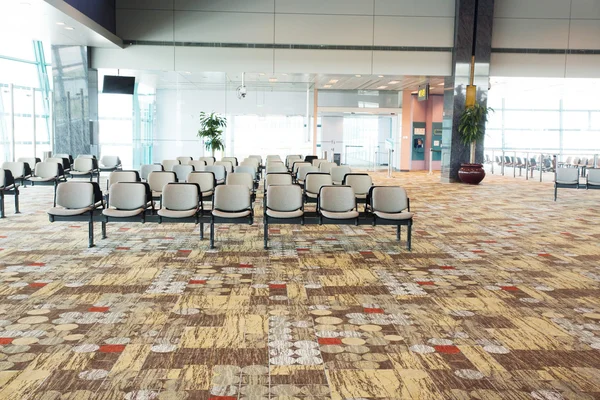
[0,171,599,400]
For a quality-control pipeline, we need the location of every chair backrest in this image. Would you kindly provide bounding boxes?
[319,186,356,212]
[235,166,256,177]
[187,171,216,193]
[305,173,333,195]
[343,173,373,195]
[101,155,121,168]
[176,156,193,164]
[109,182,147,210]
[556,168,579,184]
[564,157,572,164]
[267,185,303,212]
[47,157,66,169]
[78,154,96,159]
[248,155,262,165]
[188,160,207,170]
[304,155,318,163]
[297,166,318,181]
[215,161,233,173]
[588,169,600,184]
[0,169,6,188]
[54,153,71,160]
[148,171,177,193]
[108,170,140,188]
[34,161,59,179]
[226,172,254,191]
[172,164,194,182]
[17,157,37,171]
[572,157,580,165]
[214,185,251,212]
[162,160,180,171]
[331,166,351,183]
[55,182,94,209]
[319,162,336,174]
[286,155,303,168]
[2,162,25,179]
[312,159,327,167]
[205,165,226,181]
[140,164,163,180]
[73,158,94,172]
[265,173,293,190]
[293,162,310,175]
[199,157,215,166]
[162,183,199,211]
[266,163,287,174]
[242,158,259,169]
[266,155,281,163]
[222,157,238,167]
[371,186,409,213]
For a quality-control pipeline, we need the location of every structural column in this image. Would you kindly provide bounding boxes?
[441,0,494,183]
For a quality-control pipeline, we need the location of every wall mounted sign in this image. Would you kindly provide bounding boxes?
[417,84,429,102]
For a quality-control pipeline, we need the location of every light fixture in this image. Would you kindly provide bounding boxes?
[377,86,387,89]
[323,84,332,88]
[183,71,191,74]
[328,79,338,84]
[378,75,384,78]
[438,82,444,86]
[259,73,265,76]
[269,78,277,82]
[411,91,418,94]
[65,26,74,30]
[388,80,399,84]
[56,22,65,26]
[355,74,362,78]
[282,73,288,76]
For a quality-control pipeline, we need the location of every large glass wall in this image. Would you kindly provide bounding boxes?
[485,77,600,164]
[0,40,52,162]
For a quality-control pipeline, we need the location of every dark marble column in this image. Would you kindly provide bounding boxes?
[52,45,98,157]
[441,0,494,183]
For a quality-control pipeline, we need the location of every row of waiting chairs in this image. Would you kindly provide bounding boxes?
[554,168,600,200]
[47,179,413,250]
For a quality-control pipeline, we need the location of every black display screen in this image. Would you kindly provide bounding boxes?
[103,76,135,95]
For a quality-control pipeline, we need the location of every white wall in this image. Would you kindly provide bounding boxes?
[491,0,600,78]
[321,116,344,160]
[92,0,456,76]
[153,87,308,161]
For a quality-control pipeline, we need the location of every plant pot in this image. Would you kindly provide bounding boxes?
[458,163,485,185]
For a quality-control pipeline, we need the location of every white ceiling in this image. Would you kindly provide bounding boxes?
[0,0,122,49]
[103,69,445,92]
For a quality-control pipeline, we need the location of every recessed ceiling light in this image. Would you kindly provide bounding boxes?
[183,71,191,74]
[56,22,65,26]
[269,78,277,82]
[438,83,444,86]
[355,74,362,78]
[328,79,338,84]
[323,84,332,88]
[377,86,387,89]
[388,81,399,84]
[259,73,265,76]
[65,26,74,30]
[411,91,418,94]
[282,73,288,76]
[378,75,384,78]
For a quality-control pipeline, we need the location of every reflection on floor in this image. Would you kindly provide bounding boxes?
[0,171,599,400]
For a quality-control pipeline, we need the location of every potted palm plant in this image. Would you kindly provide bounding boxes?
[457,103,493,184]
[197,112,227,157]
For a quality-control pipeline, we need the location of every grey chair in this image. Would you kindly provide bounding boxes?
[263,184,304,249]
[172,164,194,182]
[554,168,580,201]
[318,185,359,225]
[102,182,152,239]
[587,169,600,190]
[99,155,122,171]
[368,186,413,250]
[140,164,163,181]
[210,185,253,249]
[0,169,20,218]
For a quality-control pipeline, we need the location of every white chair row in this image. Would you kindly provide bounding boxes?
[555,168,600,200]
[0,169,20,218]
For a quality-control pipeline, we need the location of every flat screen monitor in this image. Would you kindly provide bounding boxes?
[102,76,135,95]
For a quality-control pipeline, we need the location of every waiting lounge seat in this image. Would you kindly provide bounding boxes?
[296,166,318,186]
[187,171,216,207]
[263,184,304,249]
[312,158,327,167]
[205,165,226,185]
[222,157,238,167]
[587,169,600,190]
[140,164,163,181]
[226,172,255,202]
[28,162,66,195]
[286,155,303,171]
[162,160,180,172]
[99,155,122,172]
[304,172,332,203]
[210,185,254,249]
[319,162,337,174]
[554,167,580,201]
[318,185,359,225]
[215,161,233,173]
[158,183,203,237]
[266,163,287,174]
[368,186,413,250]
[105,170,141,203]
[331,166,351,185]
[102,182,152,239]
[47,181,104,248]
[199,157,215,166]
[188,160,207,170]
[176,156,193,164]
[343,173,373,211]
[3,161,32,187]
[0,169,20,218]
[70,157,100,183]
[148,171,177,206]
[172,164,194,182]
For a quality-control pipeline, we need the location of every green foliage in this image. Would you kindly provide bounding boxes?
[458,103,494,145]
[197,112,227,153]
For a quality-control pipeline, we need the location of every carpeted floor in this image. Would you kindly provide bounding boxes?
[0,171,599,400]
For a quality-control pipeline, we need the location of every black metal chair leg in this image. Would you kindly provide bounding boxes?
[14,189,20,214]
[101,221,107,239]
[209,220,215,249]
[397,225,401,241]
[264,219,268,250]
[199,222,204,240]
[0,194,5,218]
[554,185,558,201]
[407,222,412,251]
[88,214,95,248]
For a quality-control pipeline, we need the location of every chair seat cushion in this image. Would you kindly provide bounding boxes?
[297,179,304,185]
[356,193,367,199]
[306,192,318,199]
[48,206,92,216]
[212,209,251,219]
[333,180,342,185]
[103,208,145,218]
[158,209,197,218]
[71,170,92,175]
[556,181,578,185]
[374,211,413,220]
[266,209,303,219]
[216,179,225,185]
[1,184,15,191]
[29,177,56,182]
[152,190,162,198]
[321,210,359,220]
[201,190,214,198]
